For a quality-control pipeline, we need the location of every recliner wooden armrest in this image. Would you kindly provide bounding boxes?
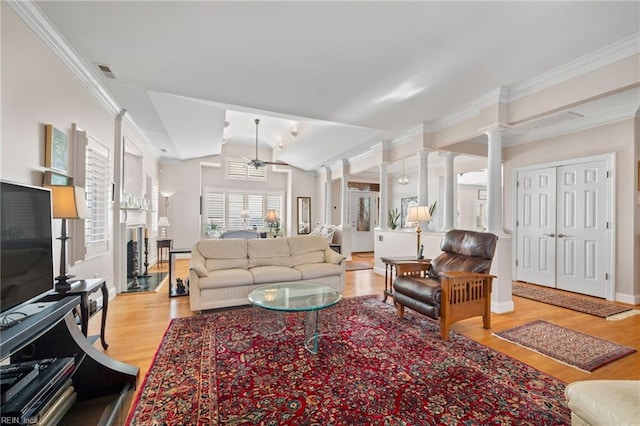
[439,272,495,340]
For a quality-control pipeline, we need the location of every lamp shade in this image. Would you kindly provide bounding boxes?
[159,191,175,198]
[240,209,251,219]
[45,185,88,219]
[407,205,431,223]
[157,216,170,227]
[265,209,278,223]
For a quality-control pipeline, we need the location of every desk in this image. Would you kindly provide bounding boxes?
[169,248,191,298]
[41,278,109,350]
[380,257,431,303]
[157,239,172,263]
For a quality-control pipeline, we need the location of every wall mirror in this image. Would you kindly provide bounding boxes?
[297,197,311,234]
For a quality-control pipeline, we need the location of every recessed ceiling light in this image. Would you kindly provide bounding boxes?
[161,148,167,153]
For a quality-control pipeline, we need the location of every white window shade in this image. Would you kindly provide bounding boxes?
[84,135,110,258]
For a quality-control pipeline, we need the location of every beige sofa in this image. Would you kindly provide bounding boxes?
[189,235,346,312]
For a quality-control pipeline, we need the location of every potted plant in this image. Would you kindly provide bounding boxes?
[203,222,220,239]
[388,208,400,230]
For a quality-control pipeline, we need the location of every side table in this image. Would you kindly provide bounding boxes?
[40,278,109,349]
[157,239,172,263]
[169,248,192,298]
[380,257,431,303]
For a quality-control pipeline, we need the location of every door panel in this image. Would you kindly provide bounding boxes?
[516,167,556,286]
[556,160,608,297]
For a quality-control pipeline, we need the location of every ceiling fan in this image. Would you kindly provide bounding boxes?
[243,118,289,169]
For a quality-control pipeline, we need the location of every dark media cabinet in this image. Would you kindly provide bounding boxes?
[1,295,139,425]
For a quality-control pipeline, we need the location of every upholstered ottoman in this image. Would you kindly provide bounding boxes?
[565,380,640,425]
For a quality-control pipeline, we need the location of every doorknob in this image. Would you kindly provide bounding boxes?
[544,233,556,237]
[557,233,567,238]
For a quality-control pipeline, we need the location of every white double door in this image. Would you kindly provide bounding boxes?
[516,159,610,298]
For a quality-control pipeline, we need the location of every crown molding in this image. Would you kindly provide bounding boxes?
[431,107,479,133]
[6,0,151,147]
[473,87,510,109]
[508,33,640,102]
[507,104,638,146]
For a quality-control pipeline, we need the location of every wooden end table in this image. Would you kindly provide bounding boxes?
[157,239,172,263]
[380,257,431,303]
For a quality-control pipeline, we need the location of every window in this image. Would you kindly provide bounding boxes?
[84,135,110,257]
[226,158,266,181]
[203,189,283,231]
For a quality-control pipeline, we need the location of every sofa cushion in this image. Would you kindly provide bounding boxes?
[198,269,254,290]
[291,251,325,266]
[247,239,293,268]
[288,235,328,256]
[294,263,344,280]
[250,266,302,283]
[197,239,248,259]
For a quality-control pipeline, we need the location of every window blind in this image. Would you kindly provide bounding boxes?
[84,136,110,257]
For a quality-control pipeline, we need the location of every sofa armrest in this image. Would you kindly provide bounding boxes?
[189,247,209,277]
[439,271,496,279]
[324,247,345,265]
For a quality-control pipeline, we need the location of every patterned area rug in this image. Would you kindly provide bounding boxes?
[127,296,570,425]
[512,281,632,319]
[494,320,636,372]
[345,261,373,271]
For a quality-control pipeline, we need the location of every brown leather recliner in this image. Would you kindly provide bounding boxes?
[393,229,498,341]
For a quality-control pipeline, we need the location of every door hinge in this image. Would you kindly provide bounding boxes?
[606,222,610,229]
[605,273,609,280]
[515,260,519,266]
[516,220,519,227]
[517,181,520,187]
[606,170,611,178]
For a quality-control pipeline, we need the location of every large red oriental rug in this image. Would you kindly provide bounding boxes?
[127,296,570,425]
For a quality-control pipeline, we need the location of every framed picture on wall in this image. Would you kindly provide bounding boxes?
[43,170,73,186]
[44,124,69,173]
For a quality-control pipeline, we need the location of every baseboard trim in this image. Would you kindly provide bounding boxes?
[491,300,515,314]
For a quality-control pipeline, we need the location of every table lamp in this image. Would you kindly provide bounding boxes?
[265,208,278,237]
[240,209,251,229]
[45,184,89,292]
[158,216,170,239]
[407,205,431,259]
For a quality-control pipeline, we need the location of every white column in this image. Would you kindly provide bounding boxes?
[340,174,350,227]
[416,150,430,205]
[377,161,390,230]
[485,127,507,236]
[481,125,513,314]
[324,166,333,225]
[441,152,456,230]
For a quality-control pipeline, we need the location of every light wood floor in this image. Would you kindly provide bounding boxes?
[87,255,640,416]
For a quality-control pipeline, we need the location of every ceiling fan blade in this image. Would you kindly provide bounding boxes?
[263,160,289,166]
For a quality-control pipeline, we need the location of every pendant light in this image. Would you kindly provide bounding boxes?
[398,158,409,185]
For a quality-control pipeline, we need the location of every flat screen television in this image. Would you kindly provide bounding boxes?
[0,180,55,315]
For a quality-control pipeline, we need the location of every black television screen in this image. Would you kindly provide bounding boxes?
[0,180,55,313]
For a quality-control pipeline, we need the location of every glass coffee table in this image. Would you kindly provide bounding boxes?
[248,282,342,354]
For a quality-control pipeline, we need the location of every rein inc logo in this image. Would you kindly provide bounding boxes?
[1,416,38,424]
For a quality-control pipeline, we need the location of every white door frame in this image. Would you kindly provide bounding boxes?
[511,153,616,300]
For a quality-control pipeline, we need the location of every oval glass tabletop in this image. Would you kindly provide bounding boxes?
[248,282,342,312]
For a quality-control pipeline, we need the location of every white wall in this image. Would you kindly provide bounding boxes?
[1,5,160,295]
[158,143,318,249]
[504,119,638,302]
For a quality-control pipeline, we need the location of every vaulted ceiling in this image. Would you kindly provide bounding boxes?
[26,1,640,171]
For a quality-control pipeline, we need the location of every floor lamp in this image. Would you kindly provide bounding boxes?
[45,184,89,292]
[407,205,431,259]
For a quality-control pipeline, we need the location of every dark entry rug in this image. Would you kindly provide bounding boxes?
[124,272,167,293]
[494,320,636,372]
[512,281,633,319]
[127,295,570,425]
